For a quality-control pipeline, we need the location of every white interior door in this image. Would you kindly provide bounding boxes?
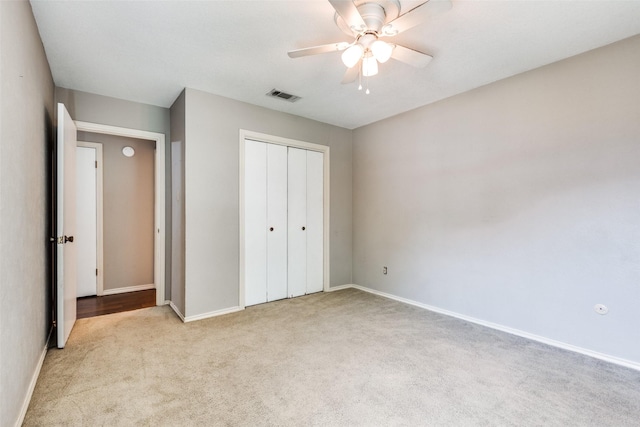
[287,147,307,298]
[57,103,78,348]
[76,146,97,297]
[306,150,324,294]
[266,143,288,301]
[244,139,268,306]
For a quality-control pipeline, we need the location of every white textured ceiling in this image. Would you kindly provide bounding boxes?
[30,0,640,129]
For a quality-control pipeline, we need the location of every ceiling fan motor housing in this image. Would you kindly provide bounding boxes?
[335,0,401,36]
[358,3,386,32]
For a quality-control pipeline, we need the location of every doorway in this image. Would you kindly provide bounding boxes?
[77,134,156,298]
[75,121,166,306]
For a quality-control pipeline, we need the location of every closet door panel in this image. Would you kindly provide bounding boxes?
[306,150,324,294]
[287,147,307,298]
[267,144,288,301]
[244,140,268,306]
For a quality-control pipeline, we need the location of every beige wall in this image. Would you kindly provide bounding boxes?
[78,132,155,291]
[353,35,640,364]
[0,1,54,425]
[182,89,353,318]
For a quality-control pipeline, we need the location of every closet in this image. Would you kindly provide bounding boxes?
[244,139,324,306]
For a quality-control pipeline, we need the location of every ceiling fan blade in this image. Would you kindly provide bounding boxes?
[288,42,349,58]
[391,45,433,68]
[328,0,367,33]
[383,0,452,35]
[341,62,360,84]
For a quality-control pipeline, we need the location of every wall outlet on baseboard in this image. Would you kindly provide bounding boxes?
[383,266,387,275]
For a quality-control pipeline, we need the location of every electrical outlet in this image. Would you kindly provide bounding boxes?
[383,266,387,275]
[594,304,608,315]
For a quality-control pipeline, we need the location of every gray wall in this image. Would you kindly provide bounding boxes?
[56,88,171,300]
[353,35,640,364]
[170,90,185,315]
[182,89,352,317]
[0,1,54,425]
[77,132,155,291]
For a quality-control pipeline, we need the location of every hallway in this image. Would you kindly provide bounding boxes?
[76,289,156,319]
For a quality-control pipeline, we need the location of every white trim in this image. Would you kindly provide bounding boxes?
[183,306,244,323]
[75,121,165,306]
[326,284,355,292]
[15,345,48,427]
[342,284,640,372]
[238,129,331,309]
[76,141,104,296]
[169,301,185,322]
[170,301,243,323]
[101,284,155,296]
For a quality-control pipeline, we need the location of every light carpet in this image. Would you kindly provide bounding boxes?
[24,288,640,425]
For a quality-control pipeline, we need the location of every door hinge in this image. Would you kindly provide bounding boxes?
[96,268,98,276]
[95,160,98,168]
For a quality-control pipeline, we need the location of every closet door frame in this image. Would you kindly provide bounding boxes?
[239,130,330,309]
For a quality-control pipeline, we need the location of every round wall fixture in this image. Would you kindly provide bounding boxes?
[122,146,135,157]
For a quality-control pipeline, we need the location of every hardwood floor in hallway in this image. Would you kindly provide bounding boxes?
[77,289,156,319]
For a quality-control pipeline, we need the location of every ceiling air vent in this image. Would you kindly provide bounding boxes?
[266,89,301,103]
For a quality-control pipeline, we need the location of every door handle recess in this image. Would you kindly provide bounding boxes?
[302,226,306,231]
[269,227,274,232]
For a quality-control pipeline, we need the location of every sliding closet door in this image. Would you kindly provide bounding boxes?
[244,140,268,306]
[266,144,288,301]
[287,148,307,298]
[306,150,324,294]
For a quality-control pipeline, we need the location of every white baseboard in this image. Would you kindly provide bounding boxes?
[169,302,244,323]
[102,284,155,296]
[15,344,48,427]
[344,284,640,372]
[169,301,185,321]
[326,284,356,292]
[183,306,244,323]
[169,301,184,323]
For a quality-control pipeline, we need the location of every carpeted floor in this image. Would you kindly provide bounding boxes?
[24,288,640,426]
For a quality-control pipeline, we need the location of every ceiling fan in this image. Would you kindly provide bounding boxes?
[287,0,452,93]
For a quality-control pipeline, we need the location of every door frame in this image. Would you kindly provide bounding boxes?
[75,121,166,306]
[76,141,104,296]
[238,129,330,309]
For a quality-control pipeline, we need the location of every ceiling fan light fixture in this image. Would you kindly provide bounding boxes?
[371,40,394,63]
[341,44,364,68]
[362,54,378,77]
